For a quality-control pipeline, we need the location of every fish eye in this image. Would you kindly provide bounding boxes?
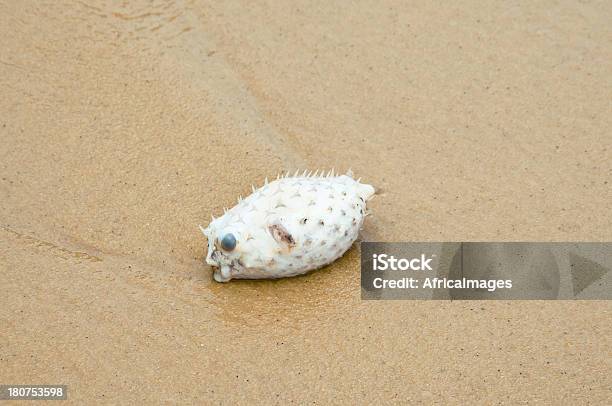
[220,233,237,251]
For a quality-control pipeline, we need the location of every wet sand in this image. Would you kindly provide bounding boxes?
[1,1,611,403]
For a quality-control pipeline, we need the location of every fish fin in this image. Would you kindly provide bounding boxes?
[359,183,376,201]
[268,222,296,250]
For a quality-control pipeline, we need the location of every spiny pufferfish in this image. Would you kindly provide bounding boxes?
[200,169,375,282]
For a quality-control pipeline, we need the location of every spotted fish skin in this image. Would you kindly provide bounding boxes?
[201,170,375,282]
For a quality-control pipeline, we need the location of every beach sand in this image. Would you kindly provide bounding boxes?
[1,1,610,403]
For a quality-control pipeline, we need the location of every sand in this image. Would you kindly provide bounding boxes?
[1,0,610,404]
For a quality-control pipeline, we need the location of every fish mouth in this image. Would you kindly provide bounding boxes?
[207,250,246,282]
[213,265,233,282]
[212,262,245,282]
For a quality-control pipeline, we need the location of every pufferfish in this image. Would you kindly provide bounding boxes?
[200,169,375,282]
